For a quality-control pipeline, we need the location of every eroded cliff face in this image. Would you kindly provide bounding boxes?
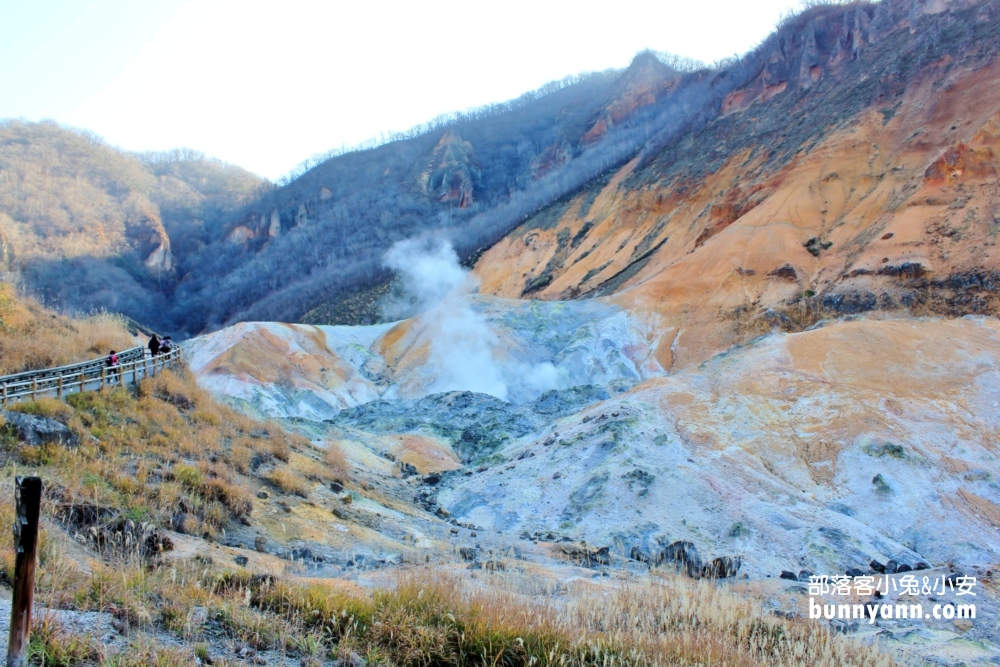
[418,130,479,208]
[474,0,1000,371]
[582,52,682,144]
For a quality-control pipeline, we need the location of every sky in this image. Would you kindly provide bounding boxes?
[0,0,808,180]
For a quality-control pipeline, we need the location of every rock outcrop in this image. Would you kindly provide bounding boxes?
[418,131,479,208]
[1,410,79,447]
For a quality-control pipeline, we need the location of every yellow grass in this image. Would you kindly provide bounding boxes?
[266,467,310,497]
[324,441,351,481]
[0,283,136,375]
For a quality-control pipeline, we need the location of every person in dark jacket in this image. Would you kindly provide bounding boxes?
[148,334,161,357]
[105,350,119,367]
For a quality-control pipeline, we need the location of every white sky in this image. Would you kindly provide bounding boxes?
[0,0,807,180]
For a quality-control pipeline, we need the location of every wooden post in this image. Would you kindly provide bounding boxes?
[1,383,6,407]
[100,367,106,391]
[56,375,63,400]
[29,380,36,403]
[7,476,41,667]
[78,371,84,394]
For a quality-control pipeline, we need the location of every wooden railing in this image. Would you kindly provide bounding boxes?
[0,346,181,407]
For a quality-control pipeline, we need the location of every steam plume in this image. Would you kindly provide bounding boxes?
[384,238,509,399]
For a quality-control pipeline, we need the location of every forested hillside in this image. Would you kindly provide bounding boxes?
[0,121,265,330]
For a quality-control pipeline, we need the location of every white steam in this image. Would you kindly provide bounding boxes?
[384,237,559,401]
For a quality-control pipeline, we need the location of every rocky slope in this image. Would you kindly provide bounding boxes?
[187,300,1000,665]
[188,306,1000,574]
[475,0,1000,373]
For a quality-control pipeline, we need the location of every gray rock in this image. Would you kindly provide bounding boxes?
[704,556,742,578]
[884,559,898,574]
[1,410,78,447]
[234,555,249,566]
[870,559,885,573]
[780,570,798,581]
[254,536,267,552]
[659,540,702,578]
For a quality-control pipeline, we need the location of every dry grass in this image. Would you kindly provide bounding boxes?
[0,283,136,375]
[2,366,306,545]
[266,467,310,497]
[324,441,351,481]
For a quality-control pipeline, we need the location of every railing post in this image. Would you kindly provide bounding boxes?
[100,367,106,391]
[29,380,36,403]
[78,371,84,393]
[56,375,63,400]
[2,383,6,407]
[7,476,41,667]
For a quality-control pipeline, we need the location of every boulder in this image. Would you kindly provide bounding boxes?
[884,559,898,574]
[254,536,267,552]
[704,556,742,579]
[558,543,611,567]
[630,545,650,563]
[1,410,79,447]
[659,540,703,578]
[870,559,885,573]
[780,570,798,581]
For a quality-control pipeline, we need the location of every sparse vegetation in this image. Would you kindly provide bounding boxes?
[0,283,136,375]
[324,442,351,482]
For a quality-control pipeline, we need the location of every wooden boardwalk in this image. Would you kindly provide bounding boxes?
[0,346,181,407]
